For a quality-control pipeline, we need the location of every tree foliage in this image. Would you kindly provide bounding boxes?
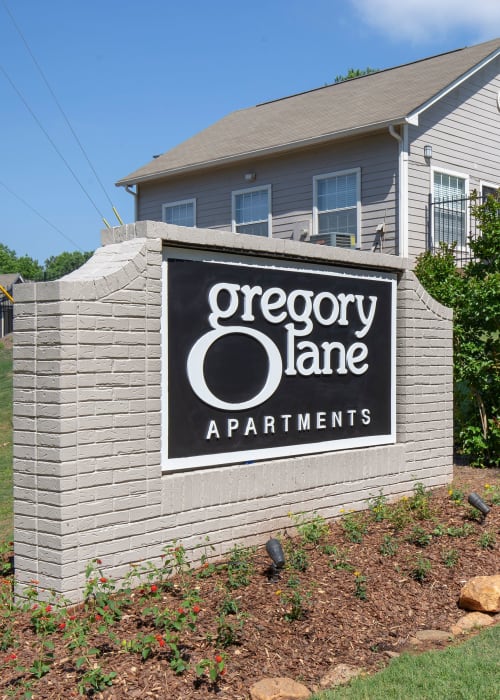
[0,245,93,281]
[0,244,44,281]
[415,192,500,466]
[334,67,378,83]
[44,251,93,281]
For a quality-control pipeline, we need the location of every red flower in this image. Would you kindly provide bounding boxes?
[99,577,107,584]
[215,654,223,664]
[150,584,158,593]
[69,615,76,621]
[192,604,201,614]
[58,622,66,630]
[177,607,185,614]
[95,614,102,621]
[96,559,102,565]
[7,653,17,661]
[220,668,226,676]
[45,605,52,613]
[155,635,166,647]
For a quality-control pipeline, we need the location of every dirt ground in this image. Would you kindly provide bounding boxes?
[1,465,499,699]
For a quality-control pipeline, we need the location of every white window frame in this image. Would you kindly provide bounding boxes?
[431,167,469,251]
[312,168,361,249]
[480,180,499,199]
[231,185,272,238]
[162,198,196,227]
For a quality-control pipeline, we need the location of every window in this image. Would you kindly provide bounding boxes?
[162,199,196,227]
[481,182,499,200]
[432,171,467,248]
[232,186,271,237]
[313,169,360,248]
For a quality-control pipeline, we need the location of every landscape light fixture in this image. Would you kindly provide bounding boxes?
[467,492,490,518]
[244,172,256,182]
[424,145,433,160]
[265,538,285,581]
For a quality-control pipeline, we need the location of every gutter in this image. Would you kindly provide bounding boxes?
[389,124,409,258]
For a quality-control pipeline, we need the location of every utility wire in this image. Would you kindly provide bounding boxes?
[0,179,84,252]
[0,62,109,224]
[2,0,121,223]
[1,0,122,227]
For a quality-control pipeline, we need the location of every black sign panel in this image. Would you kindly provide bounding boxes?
[164,252,395,470]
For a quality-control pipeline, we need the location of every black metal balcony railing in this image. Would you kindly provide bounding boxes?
[429,194,489,267]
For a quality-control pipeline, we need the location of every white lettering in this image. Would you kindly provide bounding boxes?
[205,420,220,440]
[316,412,326,429]
[297,413,311,430]
[227,418,239,437]
[263,415,275,433]
[187,325,283,410]
[361,408,371,425]
[244,417,258,435]
[355,295,377,338]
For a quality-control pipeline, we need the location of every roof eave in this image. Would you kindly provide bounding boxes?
[115,117,409,187]
[407,45,500,123]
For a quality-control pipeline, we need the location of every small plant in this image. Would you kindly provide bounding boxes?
[379,535,398,557]
[444,523,475,538]
[195,653,226,683]
[410,554,432,582]
[406,525,432,547]
[442,548,459,568]
[483,483,500,505]
[340,510,368,543]
[214,611,246,648]
[325,545,353,571]
[408,482,432,520]
[387,498,412,531]
[367,491,390,522]
[289,511,329,544]
[353,571,367,600]
[279,577,311,622]
[466,505,485,522]
[285,540,309,572]
[225,544,256,590]
[478,531,496,550]
[448,486,465,504]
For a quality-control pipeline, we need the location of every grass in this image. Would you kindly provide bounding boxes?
[312,625,500,700]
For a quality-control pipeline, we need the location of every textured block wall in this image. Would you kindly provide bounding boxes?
[13,222,453,601]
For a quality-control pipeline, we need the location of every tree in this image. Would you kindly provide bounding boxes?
[0,243,44,281]
[44,250,93,280]
[334,67,378,83]
[415,192,500,466]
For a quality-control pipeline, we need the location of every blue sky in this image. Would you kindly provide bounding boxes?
[1,0,499,263]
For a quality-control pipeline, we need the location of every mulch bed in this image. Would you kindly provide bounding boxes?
[1,465,499,699]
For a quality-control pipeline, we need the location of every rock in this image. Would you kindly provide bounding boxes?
[414,629,452,642]
[249,677,311,700]
[408,636,423,646]
[459,575,500,613]
[318,664,363,688]
[450,611,496,635]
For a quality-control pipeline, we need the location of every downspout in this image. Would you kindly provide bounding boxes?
[389,124,409,258]
[124,184,138,222]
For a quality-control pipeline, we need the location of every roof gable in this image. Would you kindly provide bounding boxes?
[117,38,500,186]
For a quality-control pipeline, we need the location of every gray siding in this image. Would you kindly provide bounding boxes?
[407,57,500,261]
[137,132,398,255]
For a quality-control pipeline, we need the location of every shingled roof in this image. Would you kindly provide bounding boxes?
[117,38,500,187]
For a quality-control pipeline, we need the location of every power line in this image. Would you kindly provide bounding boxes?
[2,0,118,212]
[0,61,108,223]
[1,0,122,227]
[0,179,84,252]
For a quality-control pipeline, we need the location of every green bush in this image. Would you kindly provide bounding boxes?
[415,192,500,466]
